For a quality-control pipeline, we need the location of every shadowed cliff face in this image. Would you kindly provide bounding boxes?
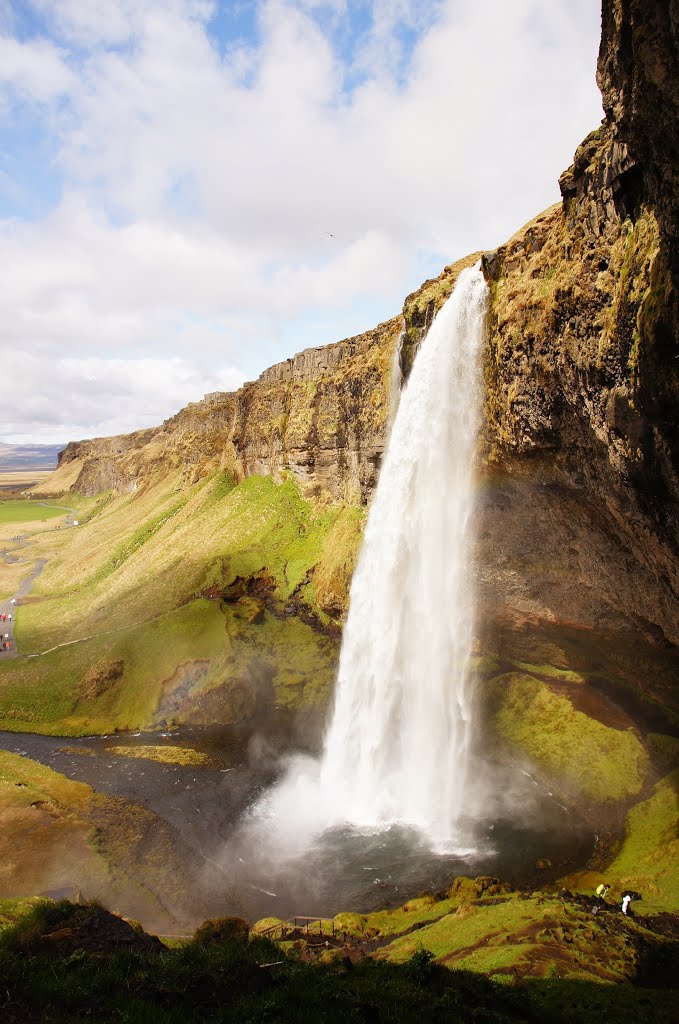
[474,0,679,689]
[596,0,679,500]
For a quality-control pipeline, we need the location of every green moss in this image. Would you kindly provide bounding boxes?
[332,912,368,936]
[646,733,679,773]
[470,655,502,677]
[508,660,587,685]
[311,506,364,618]
[106,745,214,766]
[604,770,679,912]
[375,896,532,965]
[0,749,91,810]
[0,897,49,932]
[488,673,649,801]
[374,892,668,986]
[358,896,457,939]
[250,917,286,936]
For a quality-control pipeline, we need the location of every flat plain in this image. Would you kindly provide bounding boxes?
[0,471,52,492]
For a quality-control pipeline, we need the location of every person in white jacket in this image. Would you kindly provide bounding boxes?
[621,894,632,915]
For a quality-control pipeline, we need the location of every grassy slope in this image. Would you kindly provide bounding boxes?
[0,750,201,932]
[16,472,358,649]
[372,893,639,980]
[0,600,224,733]
[0,472,356,734]
[0,749,106,898]
[0,897,677,1024]
[564,769,679,913]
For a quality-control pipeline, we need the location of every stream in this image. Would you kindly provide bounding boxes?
[0,720,594,923]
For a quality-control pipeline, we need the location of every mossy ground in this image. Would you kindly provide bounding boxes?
[0,596,338,735]
[564,769,679,914]
[0,600,227,734]
[105,745,214,766]
[14,472,357,652]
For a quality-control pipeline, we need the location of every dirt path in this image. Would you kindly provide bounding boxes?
[0,558,48,659]
[0,503,77,660]
[36,501,78,515]
[0,505,172,660]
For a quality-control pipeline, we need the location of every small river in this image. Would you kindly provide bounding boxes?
[0,720,593,924]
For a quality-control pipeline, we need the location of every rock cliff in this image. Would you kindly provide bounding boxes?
[56,317,403,506]
[53,252,484,508]
[473,0,679,701]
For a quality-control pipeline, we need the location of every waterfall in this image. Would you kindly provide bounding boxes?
[319,265,488,846]
[386,329,404,434]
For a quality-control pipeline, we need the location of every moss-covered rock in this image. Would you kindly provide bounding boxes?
[332,912,368,936]
[250,917,286,936]
[487,672,649,802]
[192,916,249,945]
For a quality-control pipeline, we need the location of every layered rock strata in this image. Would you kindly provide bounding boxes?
[57,318,404,506]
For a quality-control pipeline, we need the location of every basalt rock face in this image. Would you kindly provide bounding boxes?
[475,0,679,721]
[598,0,679,258]
[52,261,479,507]
[57,319,403,505]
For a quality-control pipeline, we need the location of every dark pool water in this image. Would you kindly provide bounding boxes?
[0,721,593,923]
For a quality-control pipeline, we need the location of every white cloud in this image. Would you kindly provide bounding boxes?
[2,349,245,443]
[0,35,74,102]
[1,0,603,443]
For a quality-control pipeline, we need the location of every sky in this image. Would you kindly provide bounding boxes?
[0,0,603,445]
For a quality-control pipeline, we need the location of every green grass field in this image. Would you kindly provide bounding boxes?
[0,500,65,523]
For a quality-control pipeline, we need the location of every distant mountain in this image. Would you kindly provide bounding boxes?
[0,441,64,471]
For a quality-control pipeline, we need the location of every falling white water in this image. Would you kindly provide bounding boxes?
[319,264,489,847]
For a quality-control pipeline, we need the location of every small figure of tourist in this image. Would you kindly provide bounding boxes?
[595,882,610,903]
[621,893,632,915]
